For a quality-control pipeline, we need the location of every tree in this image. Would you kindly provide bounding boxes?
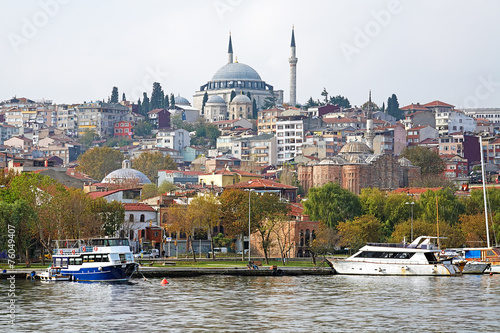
[132,151,177,182]
[387,93,403,119]
[170,93,175,107]
[337,215,382,252]
[78,129,97,149]
[329,95,351,108]
[164,204,198,261]
[110,86,119,103]
[189,195,221,259]
[252,98,258,118]
[92,199,124,236]
[400,146,445,176]
[459,213,489,247]
[76,146,124,181]
[201,91,208,114]
[151,82,164,110]
[361,100,379,110]
[251,193,290,264]
[137,98,142,114]
[309,222,340,263]
[418,188,465,225]
[305,97,319,108]
[381,102,385,112]
[303,182,361,229]
[122,93,126,102]
[133,120,153,137]
[142,92,150,115]
[230,90,236,102]
[321,88,328,105]
[104,137,133,148]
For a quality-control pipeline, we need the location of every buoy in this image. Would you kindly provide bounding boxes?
[161,278,169,285]
[490,272,493,276]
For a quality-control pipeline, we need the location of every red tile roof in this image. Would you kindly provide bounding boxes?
[423,100,454,108]
[390,187,443,195]
[123,203,156,211]
[401,104,428,111]
[87,189,123,199]
[226,178,297,190]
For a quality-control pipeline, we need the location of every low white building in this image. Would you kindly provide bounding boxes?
[156,128,190,151]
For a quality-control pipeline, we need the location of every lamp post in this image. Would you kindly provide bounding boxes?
[248,189,254,263]
[405,200,415,241]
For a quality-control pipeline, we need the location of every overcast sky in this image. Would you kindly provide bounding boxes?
[1,0,500,109]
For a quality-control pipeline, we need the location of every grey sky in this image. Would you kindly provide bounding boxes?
[1,0,500,109]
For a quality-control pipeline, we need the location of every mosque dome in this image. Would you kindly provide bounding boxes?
[398,157,414,167]
[319,156,347,165]
[339,142,372,154]
[231,94,251,103]
[206,95,226,104]
[174,96,190,106]
[212,62,262,81]
[102,160,152,185]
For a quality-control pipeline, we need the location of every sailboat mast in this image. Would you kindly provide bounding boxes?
[479,138,491,248]
[436,196,440,248]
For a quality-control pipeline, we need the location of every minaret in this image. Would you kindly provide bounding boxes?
[289,26,298,106]
[366,91,375,150]
[228,32,233,64]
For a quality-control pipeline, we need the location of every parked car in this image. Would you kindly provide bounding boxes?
[134,249,159,259]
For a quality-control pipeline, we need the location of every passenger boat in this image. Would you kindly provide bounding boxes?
[328,236,461,276]
[39,267,71,282]
[51,237,138,282]
[463,248,499,273]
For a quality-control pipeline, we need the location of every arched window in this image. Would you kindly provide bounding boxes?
[140,214,145,222]
[312,230,316,241]
[129,230,134,240]
[129,214,134,222]
[305,229,311,246]
[180,231,187,239]
[300,229,304,247]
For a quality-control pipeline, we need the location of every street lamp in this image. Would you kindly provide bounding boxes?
[405,200,415,241]
[248,189,254,263]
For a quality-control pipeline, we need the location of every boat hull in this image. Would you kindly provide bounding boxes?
[329,259,460,276]
[462,262,490,274]
[62,263,138,282]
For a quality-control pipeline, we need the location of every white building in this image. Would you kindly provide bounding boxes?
[276,109,306,164]
[156,129,190,151]
[231,133,277,166]
[435,110,476,136]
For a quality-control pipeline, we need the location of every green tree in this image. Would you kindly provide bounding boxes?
[387,93,403,119]
[170,93,175,107]
[122,93,126,102]
[104,137,133,148]
[133,120,153,137]
[381,102,385,112]
[78,129,97,149]
[321,88,328,105]
[418,188,465,225]
[0,200,37,262]
[329,95,351,108]
[252,98,258,118]
[92,199,124,236]
[132,151,177,182]
[400,146,445,176]
[230,90,236,102]
[137,98,142,114]
[110,86,119,103]
[303,182,361,229]
[151,82,164,110]
[189,195,221,259]
[76,147,124,181]
[202,91,208,114]
[142,92,150,115]
[305,97,319,108]
[361,100,379,110]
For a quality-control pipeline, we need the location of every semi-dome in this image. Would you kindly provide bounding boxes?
[206,95,226,104]
[174,95,190,106]
[339,142,372,154]
[231,94,251,103]
[212,62,262,81]
[102,160,151,185]
[319,156,347,165]
[398,157,414,167]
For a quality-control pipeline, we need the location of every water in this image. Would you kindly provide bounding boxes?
[2,274,500,332]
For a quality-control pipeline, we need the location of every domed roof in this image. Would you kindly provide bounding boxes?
[174,96,190,106]
[344,154,367,164]
[212,62,262,81]
[339,142,372,154]
[231,94,251,103]
[206,95,226,104]
[398,157,414,167]
[319,156,347,165]
[102,160,151,185]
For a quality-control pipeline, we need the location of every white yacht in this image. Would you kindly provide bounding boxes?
[328,236,461,276]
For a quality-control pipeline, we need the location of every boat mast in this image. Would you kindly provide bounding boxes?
[479,138,491,248]
[436,196,440,248]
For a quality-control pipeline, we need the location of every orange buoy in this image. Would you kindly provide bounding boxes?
[161,278,169,285]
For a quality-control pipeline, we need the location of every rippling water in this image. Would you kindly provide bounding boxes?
[2,274,500,332]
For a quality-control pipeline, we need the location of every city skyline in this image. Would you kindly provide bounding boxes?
[1,0,500,109]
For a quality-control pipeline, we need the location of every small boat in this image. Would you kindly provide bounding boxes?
[463,248,499,274]
[51,237,139,282]
[328,236,461,276]
[39,267,71,282]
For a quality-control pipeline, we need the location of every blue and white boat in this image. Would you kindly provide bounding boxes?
[51,238,138,282]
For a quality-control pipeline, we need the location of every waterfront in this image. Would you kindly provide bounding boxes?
[2,274,500,332]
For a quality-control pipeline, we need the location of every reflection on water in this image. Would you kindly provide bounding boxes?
[2,275,500,332]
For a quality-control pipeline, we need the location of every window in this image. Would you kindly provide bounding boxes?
[140,214,145,222]
[129,214,134,222]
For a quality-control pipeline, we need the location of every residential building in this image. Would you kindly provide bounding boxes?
[155,129,190,151]
[114,121,134,138]
[147,108,171,129]
[76,102,130,137]
[4,135,32,151]
[198,168,261,187]
[438,133,479,169]
[276,109,307,164]
[406,125,438,146]
[442,154,469,181]
[157,169,204,185]
[205,155,241,173]
[257,107,283,134]
[231,133,277,166]
[0,124,19,145]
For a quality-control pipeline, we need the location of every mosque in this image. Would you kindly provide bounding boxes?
[192,28,298,121]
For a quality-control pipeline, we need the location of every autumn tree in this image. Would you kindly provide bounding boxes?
[76,147,124,181]
[164,204,198,261]
[337,215,382,252]
[459,213,489,247]
[188,195,221,259]
[303,182,361,229]
[309,222,340,263]
[132,151,177,182]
